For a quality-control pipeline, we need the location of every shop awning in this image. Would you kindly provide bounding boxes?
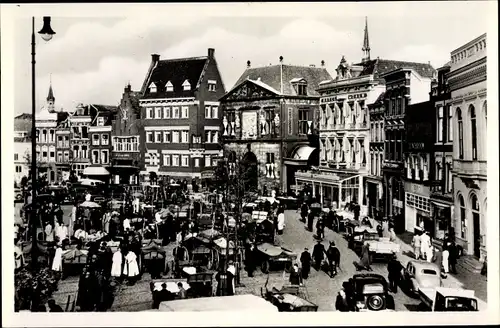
[83,166,110,176]
[292,146,316,160]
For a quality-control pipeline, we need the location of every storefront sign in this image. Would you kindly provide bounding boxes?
[383,162,401,169]
[201,171,214,179]
[113,152,136,159]
[393,198,403,208]
[320,93,368,104]
[408,142,425,150]
[348,93,367,100]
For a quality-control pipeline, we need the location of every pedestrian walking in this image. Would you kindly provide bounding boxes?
[326,241,341,277]
[288,263,303,286]
[448,241,458,274]
[387,254,403,293]
[245,242,256,277]
[307,210,315,232]
[300,247,312,279]
[45,222,54,242]
[411,232,422,260]
[111,248,123,278]
[442,245,449,279]
[312,240,326,271]
[123,250,140,285]
[316,217,325,240]
[277,210,285,235]
[432,246,443,275]
[420,231,433,262]
[300,203,308,222]
[51,244,63,273]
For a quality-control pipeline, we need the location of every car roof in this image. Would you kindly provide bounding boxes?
[352,273,386,280]
[409,260,440,271]
[436,287,476,298]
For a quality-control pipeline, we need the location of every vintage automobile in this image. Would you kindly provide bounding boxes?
[260,275,318,312]
[402,260,442,296]
[336,273,395,312]
[366,238,401,262]
[347,226,379,253]
[418,287,485,311]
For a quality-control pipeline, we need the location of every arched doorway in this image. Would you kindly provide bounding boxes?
[470,193,481,258]
[241,150,258,192]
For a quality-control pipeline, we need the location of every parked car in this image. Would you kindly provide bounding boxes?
[336,273,395,312]
[402,260,442,296]
[419,287,484,311]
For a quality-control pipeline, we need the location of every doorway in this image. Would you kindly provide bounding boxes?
[473,212,480,258]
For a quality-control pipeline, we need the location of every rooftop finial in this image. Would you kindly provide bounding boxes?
[279,56,283,63]
[247,60,251,68]
[362,16,371,63]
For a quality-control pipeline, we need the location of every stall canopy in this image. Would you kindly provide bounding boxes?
[83,166,110,176]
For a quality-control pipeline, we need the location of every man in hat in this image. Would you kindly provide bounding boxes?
[387,253,403,293]
[326,241,341,277]
[312,240,326,271]
[300,247,312,279]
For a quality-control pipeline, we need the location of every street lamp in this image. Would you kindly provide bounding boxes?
[31,16,56,270]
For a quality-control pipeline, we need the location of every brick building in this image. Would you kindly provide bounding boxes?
[448,33,487,261]
[55,114,71,181]
[367,92,385,218]
[220,57,332,194]
[88,105,116,169]
[381,65,436,232]
[110,84,143,185]
[139,48,226,183]
[69,104,93,178]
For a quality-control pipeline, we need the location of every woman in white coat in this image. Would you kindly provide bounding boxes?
[52,245,63,273]
[123,250,140,284]
[111,249,123,279]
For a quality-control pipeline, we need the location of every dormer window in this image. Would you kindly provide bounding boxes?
[290,78,307,96]
[150,82,157,93]
[166,81,174,92]
[182,80,191,91]
[208,80,217,92]
[97,117,105,126]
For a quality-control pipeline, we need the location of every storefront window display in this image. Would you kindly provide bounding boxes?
[433,206,451,241]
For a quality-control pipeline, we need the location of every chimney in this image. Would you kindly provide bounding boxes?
[208,48,215,58]
[247,60,251,68]
[151,54,160,63]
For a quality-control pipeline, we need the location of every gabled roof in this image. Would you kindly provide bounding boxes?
[356,59,435,79]
[14,114,32,131]
[142,57,208,99]
[368,92,386,108]
[233,64,333,97]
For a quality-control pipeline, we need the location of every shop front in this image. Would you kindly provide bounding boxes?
[294,170,360,209]
[365,178,384,219]
[404,181,431,234]
[110,152,141,185]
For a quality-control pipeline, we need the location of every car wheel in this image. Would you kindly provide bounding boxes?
[366,295,386,311]
[261,260,270,274]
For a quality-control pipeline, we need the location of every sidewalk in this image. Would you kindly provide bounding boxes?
[395,232,487,303]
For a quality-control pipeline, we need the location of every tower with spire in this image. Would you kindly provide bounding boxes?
[362,17,371,63]
[46,75,55,112]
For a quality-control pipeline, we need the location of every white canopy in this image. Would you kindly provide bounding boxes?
[83,166,110,176]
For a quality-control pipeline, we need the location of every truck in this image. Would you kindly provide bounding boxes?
[418,287,485,312]
[366,237,401,261]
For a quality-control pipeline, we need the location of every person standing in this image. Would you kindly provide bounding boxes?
[326,241,341,277]
[388,227,397,242]
[387,254,403,293]
[442,245,449,279]
[45,222,54,242]
[277,209,285,235]
[316,217,325,240]
[411,232,422,260]
[420,231,432,262]
[300,247,312,279]
[111,248,123,279]
[245,242,256,278]
[123,250,140,285]
[177,282,187,299]
[51,244,63,273]
[288,263,303,286]
[300,203,309,222]
[312,240,326,271]
[307,210,315,232]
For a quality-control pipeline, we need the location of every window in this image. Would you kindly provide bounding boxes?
[49,151,55,160]
[371,123,375,141]
[173,107,180,119]
[457,108,463,159]
[147,132,153,143]
[470,105,477,160]
[147,107,153,119]
[156,107,162,119]
[155,132,162,143]
[437,106,444,142]
[194,158,200,167]
[212,157,218,167]
[181,155,189,167]
[82,127,88,139]
[36,130,39,142]
[205,106,212,119]
[205,155,211,167]
[436,162,442,180]
[92,150,99,164]
[97,117,105,126]
[102,134,109,145]
[181,131,189,143]
[298,109,309,135]
[459,194,466,239]
[101,150,109,164]
[150,83,157,93]
[163,107,171,119]
[181,106,189,119]
[205,131,212,143]
[397,98,402,114]
[163,131,171,143]
[93,134,100,146]
[49,130,55,143]
[64,136,70,147]
[208,81,217,92]
[14,153,19,161]
[42,130,48,142]
[447,105,453,142]
[15,165,22,173]
[211,106,218,119]
[81,145,88,159]
[57,135,63,146]
[172,155,179,166]
[297,84,307,96]
[172,131,179,143]
[64,151,69,162]
[213,131,219,144]
[192,136,202,144]
[446,163,453,193]
[163,154,171,166]
[182,80,191,91]
[166,81,173,92]
[73,145,79,158]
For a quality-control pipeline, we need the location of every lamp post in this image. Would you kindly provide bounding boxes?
[31,16,56,270]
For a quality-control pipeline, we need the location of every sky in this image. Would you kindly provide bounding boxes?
[9,2,493,115]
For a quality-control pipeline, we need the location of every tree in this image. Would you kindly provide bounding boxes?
[15,266,59,311]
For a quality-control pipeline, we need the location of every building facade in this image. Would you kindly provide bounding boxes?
[69,104,93,177]
[367,92,385,218]
[110,84,143,185]
[448,33,487,261]
[381,65,435,232]
[139,49,226,183]
[14,113,32,185]
[403,101,434,233]
[88,106,115,168]
[429,63,454,246]
[55,116,72,182]
[220,58,331,194]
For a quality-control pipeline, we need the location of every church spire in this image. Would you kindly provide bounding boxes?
[362,17,371,62]
[47,75,55,103]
